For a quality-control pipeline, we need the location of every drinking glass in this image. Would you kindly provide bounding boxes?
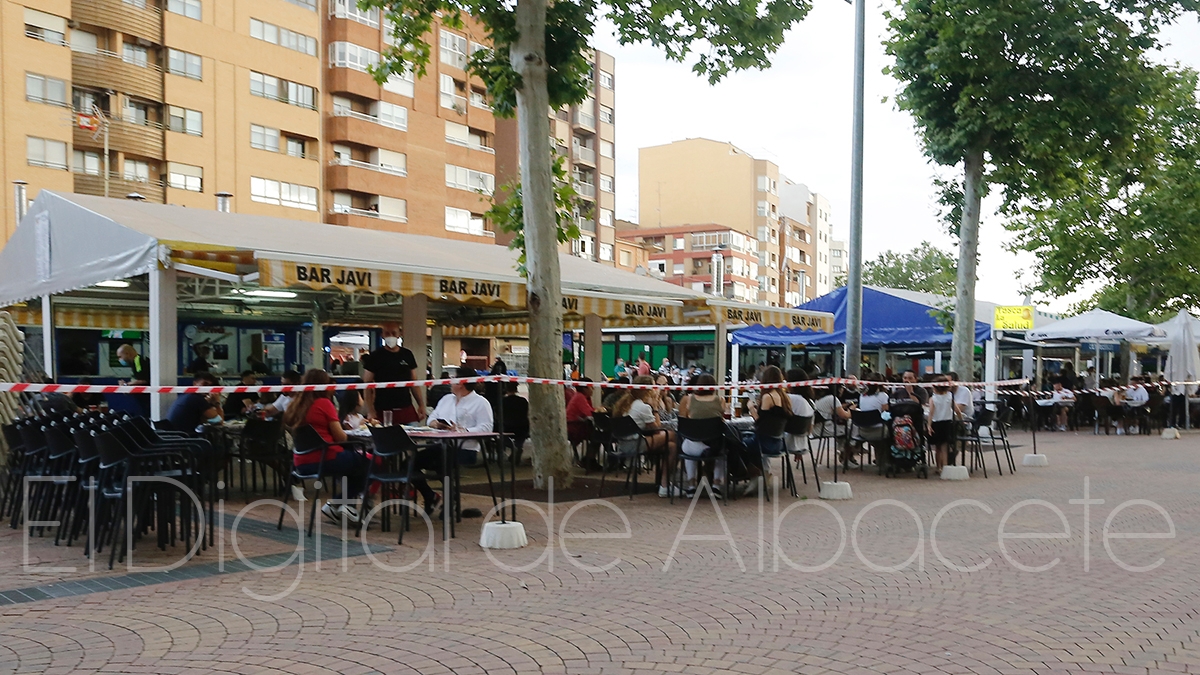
[382,410,393,427]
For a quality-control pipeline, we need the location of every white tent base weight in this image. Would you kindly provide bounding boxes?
[1022,454,1049,467]
[941,465,970,480]
[820,481,853,500]
[480,521,527,549]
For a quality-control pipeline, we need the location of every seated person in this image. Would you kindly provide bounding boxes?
[600,377,628,411]
[891,370,929,406]
[166,372,223,432]
[677,374,728,497]
[222,371,260,420]
[282,369,370,524]
[611,375,678,498]
[71,377,105,410]
[427,371,453,409]
[1117,376,1149,434]
[849,381,890,468]
[263,370,302,419]
[566,378,595,449]
[338,389,367,429]
[1050,380,1076,431]
[502,382,530,462]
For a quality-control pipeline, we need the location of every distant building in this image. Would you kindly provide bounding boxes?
[829,239,849,287]
[617,223,761,304]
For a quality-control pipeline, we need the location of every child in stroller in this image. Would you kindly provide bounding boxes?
[887,401,928,478]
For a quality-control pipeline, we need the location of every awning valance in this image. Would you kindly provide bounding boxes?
[563,291,683,325]
[6,307,149,330]
[686,299,835,332]
[257,257,526,308]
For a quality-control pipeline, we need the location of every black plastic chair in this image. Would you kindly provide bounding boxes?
[993,404,1017,474]
[365,426,421,543]
[673,417,729,504]
[956,408,999,477]
[809,410,844,480]
[236,418,287,499]
[784,415,818,496]
[754,408,790,501]
[849,409,887,472]
[277,426,370,537]
[598,416,656,500]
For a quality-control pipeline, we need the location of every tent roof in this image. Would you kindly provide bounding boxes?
[1025,308,1165,341]
[0,192,705,307]
[1147,310,1200,345]
[874,286,1060,329]
[732,286,991,347]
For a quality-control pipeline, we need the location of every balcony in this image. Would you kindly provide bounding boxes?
[73,114,164,159]
[573,109,595,130]
[440,48,468,70]
[326,113,406,150]
[73,0,162,44]
[72,49,163,102]
[73,171,165,202]
[332,107,406,132]
[572,145,595,165]
[330,204,407,223]
[446,135,495,154]
[576,182,595,199]
[440,92,467,115]
[326,160,407,196]
[329,156,407,177]
[576,215,595,233]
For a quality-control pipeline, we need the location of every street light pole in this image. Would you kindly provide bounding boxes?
[844,0,867,377]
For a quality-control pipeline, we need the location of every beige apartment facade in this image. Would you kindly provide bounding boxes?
[616,222,761,304]
[495,49,619,264]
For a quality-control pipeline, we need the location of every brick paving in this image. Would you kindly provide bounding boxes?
[2,430,1199,674]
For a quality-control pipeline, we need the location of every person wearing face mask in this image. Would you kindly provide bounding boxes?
[116,343,150,385]
[363,322,425,425]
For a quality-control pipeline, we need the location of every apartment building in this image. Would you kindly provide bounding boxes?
[615,222,761,304]
[1,0,506,244]
[3,0,326,240]
[829,238,849,284]
[494,49,619,263]
[637,138,835,307]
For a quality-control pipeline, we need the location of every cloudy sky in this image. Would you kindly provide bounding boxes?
[591,5,1200,312]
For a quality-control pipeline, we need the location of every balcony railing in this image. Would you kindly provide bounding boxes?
[440,48,468,70]
[576,182,595,198]
[332,107,407,132]
[73,0,162,43]
[573,145,596,163]
[72,49,163,101]
[573,110,595,129]
[73,171,165,202]
[440,92,467,114]
[576,216,595,232]
[331,204,407,223]
[24,29,68,46]
[446,136,496,154]
[329,156,407,177]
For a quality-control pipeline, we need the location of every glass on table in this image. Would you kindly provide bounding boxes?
[382,410,393,427]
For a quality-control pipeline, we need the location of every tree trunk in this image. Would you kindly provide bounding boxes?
[512,0,572,489]
[949,146,985,380]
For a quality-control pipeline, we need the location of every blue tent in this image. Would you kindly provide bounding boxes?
[732,286,991,347]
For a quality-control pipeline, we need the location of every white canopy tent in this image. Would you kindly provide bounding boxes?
[1161,311,1200,428]
[1026,308,1165,341]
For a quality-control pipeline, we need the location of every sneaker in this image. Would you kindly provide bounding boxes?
[683,486,697,498]
[711,485,724,499]
[658,485,680,498]
[339,504,360,524]
[321,502,340,525]
[425,493,444,519]
[1117,428,1125,436]
[742,476,763,497]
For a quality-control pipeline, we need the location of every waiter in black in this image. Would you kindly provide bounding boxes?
[363,322,425,424]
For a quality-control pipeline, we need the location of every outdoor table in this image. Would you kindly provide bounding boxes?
[348,427,506,539]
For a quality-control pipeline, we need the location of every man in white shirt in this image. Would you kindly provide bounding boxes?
[948,371,975,419]
[1050,380,1076,430]
[263,370,302,419]
[428,369,494,453]
[1117,377,1150,435]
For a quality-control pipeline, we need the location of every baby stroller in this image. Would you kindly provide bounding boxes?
[887,406,928,478]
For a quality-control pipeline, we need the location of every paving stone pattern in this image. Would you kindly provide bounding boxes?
[2,430,1199,674]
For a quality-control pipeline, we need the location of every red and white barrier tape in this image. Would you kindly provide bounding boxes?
[0,375,1092,396]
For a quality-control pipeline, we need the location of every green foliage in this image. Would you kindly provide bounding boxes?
[884,0,1191,208]
[486,156,582,277]
[861,242,959,297]
[364,0,816,117]
[1008,68,1200,322]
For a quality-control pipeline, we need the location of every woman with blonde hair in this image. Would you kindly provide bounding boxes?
[612,375,678,497]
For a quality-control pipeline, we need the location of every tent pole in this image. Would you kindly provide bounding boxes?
[149,263,178,420]
[40,295,53,380]
[730,341,740,416]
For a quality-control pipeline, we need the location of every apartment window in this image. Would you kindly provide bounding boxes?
[383,69,415,98]
[250,19,317,56]
[673,263,685,276]
[600,174,614,193]
[283,0,316,10]
[650,260,666,275]
[673,237,684,251]
[757,200,769,217]
[619,250,632,267]
[168,106,202,136]
[469,88,489,110]
[285,136,306,158]
[599,140,614,158]
[70,30,98,54]
[599,105,614,124]
[25,8,67,45]
[167,49,202,80]
[439,30,468,69]
[250,176,317,210]
[122,98,149,125]
[600,70,614,89]
[445,120,469,147]
[445,164,494,195]
[832,249,843,258]
[445,206,486,235]
[167,0,201,20]
[328,42,379,72]
[167,162,203,192]
[375,101,408,130]
[600,243,614,262]
[331,0,379,27]
[122,43,149,67]
[124,159,150,183]
[600,208,614,228]
[27,137,67,170]
[374,149,406,174]
[250,72,315,110]
[440,74,465,111]
[72,150,101,175]
[25,74,67,106]
[250,124,280,152]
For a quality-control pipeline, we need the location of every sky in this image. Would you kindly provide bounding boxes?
[590,5,1200,313]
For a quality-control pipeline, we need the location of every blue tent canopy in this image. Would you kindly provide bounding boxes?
[732,287,991,347]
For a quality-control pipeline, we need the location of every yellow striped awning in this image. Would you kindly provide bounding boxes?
[257,258,525,308]
[5,307,149,330]
[442,323,530,338]
[562,292,683,325]
[685,299,835,332]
